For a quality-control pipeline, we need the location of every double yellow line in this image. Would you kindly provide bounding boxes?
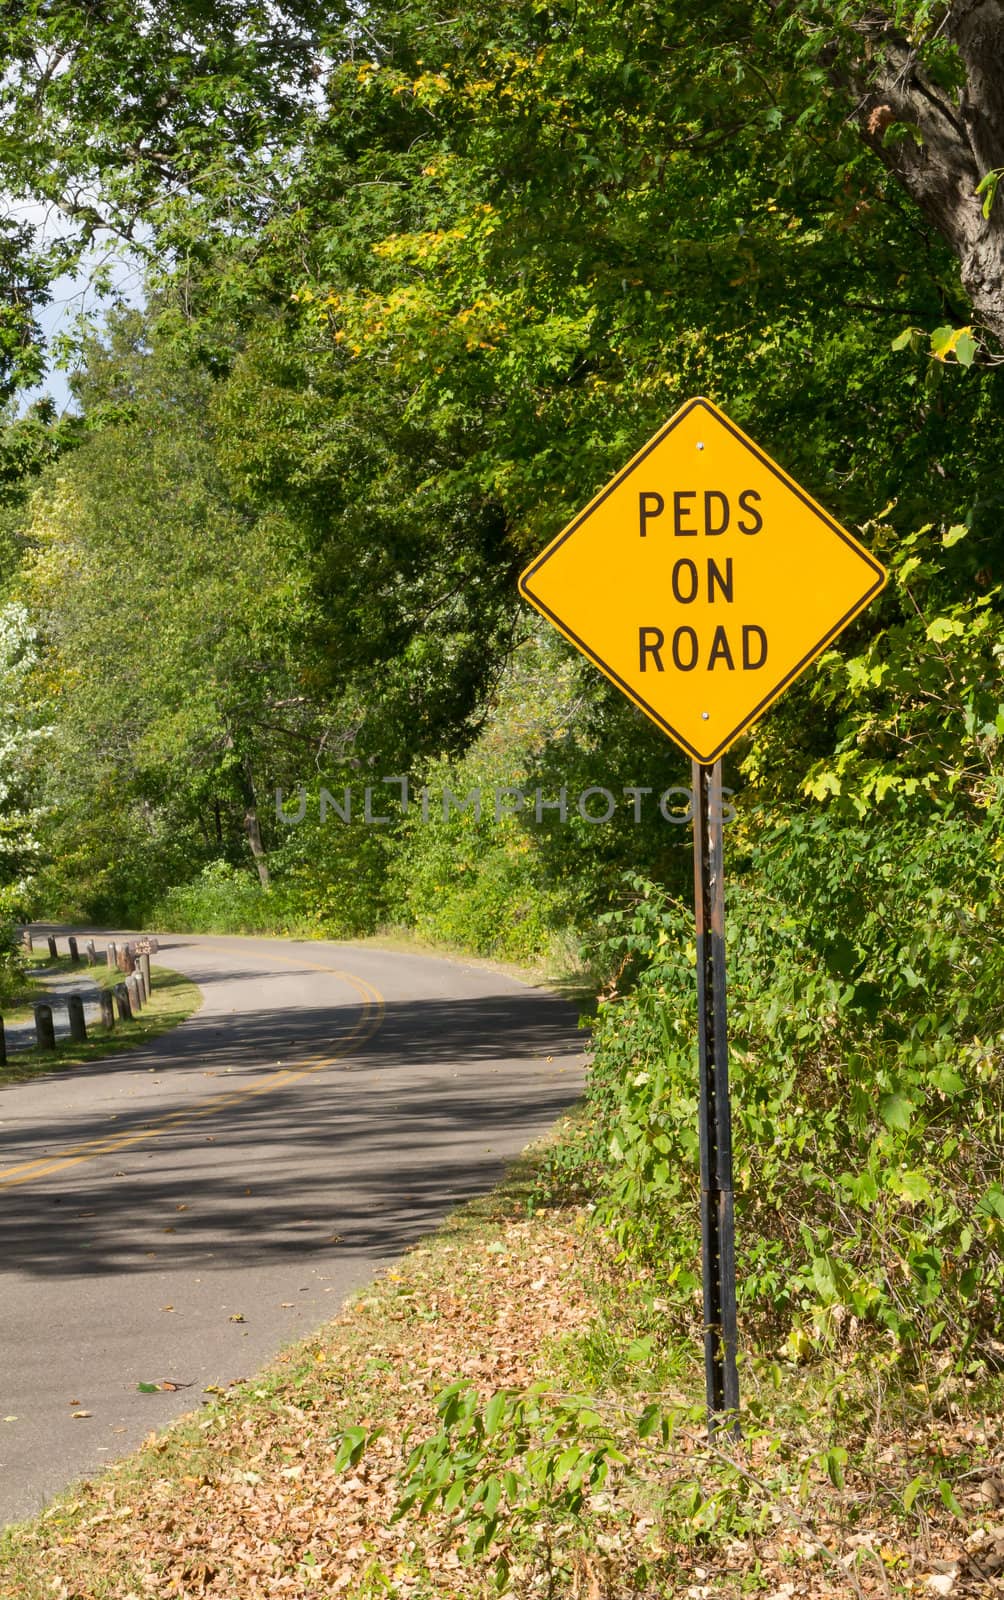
[0,945,385,1193]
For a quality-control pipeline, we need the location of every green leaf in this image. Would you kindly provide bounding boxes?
[137,1381,160,1393]
[975,169,1001,218]
[926,616,966,642]
[955,330,977,367]
[637,1403,662,1439]
[939,1479,964,1517]
[484,1392,507,1437]
[903,1474,926,1513]
[893,1169,931,1204]
[880,1092,914,1132]
[332,1426,370,1472]
[941,524,969,548]
[444,1478,466,1513]
[825,1446,847,1489]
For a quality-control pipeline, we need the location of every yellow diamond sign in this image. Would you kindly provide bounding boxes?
[519,396,887,764]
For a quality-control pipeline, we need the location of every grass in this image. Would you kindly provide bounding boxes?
[0,960,202,1087]
[1,1143,1002,1598]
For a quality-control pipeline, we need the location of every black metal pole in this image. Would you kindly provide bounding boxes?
[692,759,740,1439]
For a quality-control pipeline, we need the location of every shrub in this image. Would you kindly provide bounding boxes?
[553,797,1004,1368]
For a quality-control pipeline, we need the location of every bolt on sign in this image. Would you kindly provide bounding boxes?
[519,396,887,764]
[519,397,888,1441]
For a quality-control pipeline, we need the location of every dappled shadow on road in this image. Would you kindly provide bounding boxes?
[0,989,587,1282]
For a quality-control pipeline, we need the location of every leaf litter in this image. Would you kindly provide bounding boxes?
[1,1186,1003,1598]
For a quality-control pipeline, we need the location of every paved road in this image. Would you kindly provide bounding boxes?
[0,931,585,1527]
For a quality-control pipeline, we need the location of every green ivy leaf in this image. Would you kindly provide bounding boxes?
[880,1092,914,1131]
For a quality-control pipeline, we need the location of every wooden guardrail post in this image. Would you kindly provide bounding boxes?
[47,936,58,961]
[139,951,152,998]
[107,941,117,969]
[85,940,96,965]
[99,990,115,1030]
[68,936,79,963]
[68,994,87,1043]
[114,983,131,1022]
[34,1003,56,1050]
[21,929,32,954]
[0,1015,6,1065]
[127,974,142,1013]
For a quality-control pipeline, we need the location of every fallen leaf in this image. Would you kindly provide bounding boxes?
[137,1383,160,1394]
[229,1313,246,1323]
[72,1411,92,1419]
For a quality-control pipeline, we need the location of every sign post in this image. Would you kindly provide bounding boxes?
[692,758,738,1436]
[518,396,887,1436]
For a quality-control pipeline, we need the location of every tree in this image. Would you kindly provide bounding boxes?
[825,1,1004,349]
[0,0,337,392]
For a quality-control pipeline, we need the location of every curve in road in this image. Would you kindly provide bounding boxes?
[0,931,586,1527]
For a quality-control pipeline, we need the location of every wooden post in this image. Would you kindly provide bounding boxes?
[114,983,132,1022]
[107,941,118,969]
[86,940,97,966]
[47,935,58,962]
[139,951,152,997]
[34,1003,56,1050]
[127,974,142,1013]
[68,936,79,964]
[21,929,32,954]
[119,946,135,975]
[0,1015,6,1065]
[99,990,115,1030]
[68,994,87,1043]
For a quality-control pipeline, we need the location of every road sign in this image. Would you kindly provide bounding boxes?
[519,396,887,763]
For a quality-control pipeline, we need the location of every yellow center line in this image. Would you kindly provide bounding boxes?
[0,947,385,1192]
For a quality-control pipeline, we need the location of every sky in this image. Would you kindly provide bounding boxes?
[10,196,147,417]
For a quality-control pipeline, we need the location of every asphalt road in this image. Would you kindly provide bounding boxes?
[0,931,586,1527]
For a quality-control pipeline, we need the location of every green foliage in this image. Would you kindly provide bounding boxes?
[389,1379,625,1589]
[556,799,1004,1366]
[151,814,392,940]
[0,903,26,1008]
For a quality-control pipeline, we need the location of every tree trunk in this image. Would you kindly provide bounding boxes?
[240,759,270,890]
[852,2,1004,344]
[223,731,270,888]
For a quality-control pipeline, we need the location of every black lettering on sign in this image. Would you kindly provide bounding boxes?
[704,490,729,536]
[737,488,763,535]
[707,558,733,603]
[639,492,664,537]
[673,490,698,536]
[639,627,665,671]
[672,559,699,604]
[742,625,768,668]
[672,626,699,670]
[707,626,735,670]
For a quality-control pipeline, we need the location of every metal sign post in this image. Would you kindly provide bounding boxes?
[692,759,739,1437]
